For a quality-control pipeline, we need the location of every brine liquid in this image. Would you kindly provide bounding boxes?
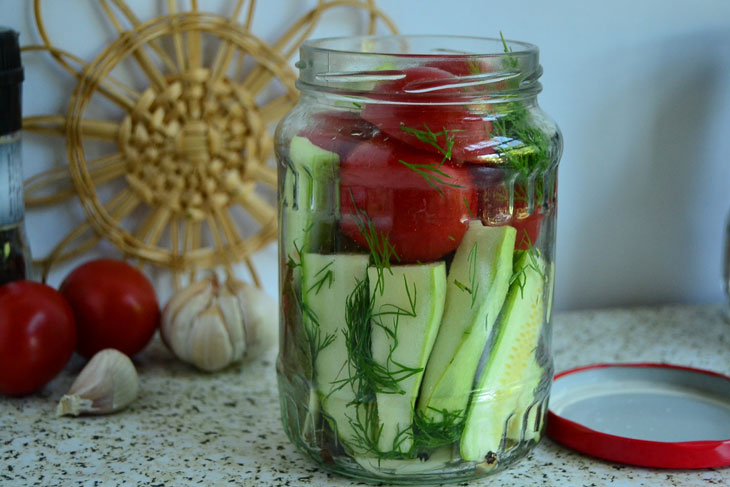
[276,150,557,483]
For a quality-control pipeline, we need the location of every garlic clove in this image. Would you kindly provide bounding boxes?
[56,349,139,417]
[218,291,246,361]
[236,280,277,361]
[162,278,213,354]
[187,307,234,372]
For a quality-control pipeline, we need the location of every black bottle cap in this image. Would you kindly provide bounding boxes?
[0,27,23,137]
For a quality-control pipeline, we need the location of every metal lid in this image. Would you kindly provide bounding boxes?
[547,363,730,469]
[0,27,23,136]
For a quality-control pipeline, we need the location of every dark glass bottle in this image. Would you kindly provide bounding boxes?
[0,27,31,285]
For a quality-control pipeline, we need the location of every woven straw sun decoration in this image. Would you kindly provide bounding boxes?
[23,0,397,288]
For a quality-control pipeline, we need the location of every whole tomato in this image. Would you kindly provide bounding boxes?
[340,134,477,263]
[0,281,76,396]
[60,259,160,358]
[361,66,494,162]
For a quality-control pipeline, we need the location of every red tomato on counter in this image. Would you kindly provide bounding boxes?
[361,67,494,162]
[340,134,477,263]
[60,259,160,358]
[0,281,76,396]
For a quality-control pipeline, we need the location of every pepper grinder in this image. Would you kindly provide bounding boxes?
[0,27,31,285]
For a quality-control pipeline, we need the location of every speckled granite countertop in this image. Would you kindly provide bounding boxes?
[1,304,728,486]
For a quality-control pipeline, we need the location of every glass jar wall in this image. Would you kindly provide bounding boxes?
[275,35,562,484]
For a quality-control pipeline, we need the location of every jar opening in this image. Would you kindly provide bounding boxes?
[302,34,537,57]
[296,35,541,103]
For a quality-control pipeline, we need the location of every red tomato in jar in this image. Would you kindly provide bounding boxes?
[60,259,160,358]
[340,134,477,263]
[0,281,76,396]
[361,67,494,162]
[298,111,378,159]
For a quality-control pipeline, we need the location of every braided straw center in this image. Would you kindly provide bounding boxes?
[120,68,264,220]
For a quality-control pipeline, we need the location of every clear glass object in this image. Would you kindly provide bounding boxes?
[275,35,563,483]
[0,27,31,285]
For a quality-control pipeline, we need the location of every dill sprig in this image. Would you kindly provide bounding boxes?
[400,125,460,160]
[347,406,415,459]
[491,102,551,204]
[374,274,418,320]
[453,241,480,303]
[336,273,426,458]
[500,31,518,70]
[300,296,336,361]
[492,104,549,177]
[492,32,553,203]
[463,196,475,218]
[336,277,423,399]
[412,407,466,451]
[284,238,336,362]
[397,125,465,196]
[397,159,465,197]
[510,230,545,299]
[467,58,484,75]
[348,191,399,295]
[307,261,334,294]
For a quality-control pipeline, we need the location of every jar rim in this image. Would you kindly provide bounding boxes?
[296,35,542,103]
[300,34,538,58]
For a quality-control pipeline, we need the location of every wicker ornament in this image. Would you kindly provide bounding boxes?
[23,0,397,287]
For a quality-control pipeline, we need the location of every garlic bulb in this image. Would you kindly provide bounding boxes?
[57,349,139,417]
[161,275,277,372]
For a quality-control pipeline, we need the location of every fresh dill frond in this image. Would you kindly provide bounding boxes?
[467,58,484,75]
[491,102,551,203]
[335,274,427,459]
[336,277,420,399]
[286,239,304,270]
[374,274,418,320]
[400,124,461,160]
[454,279,472,295]
[463,196,475,218]
[510,230,544,299]
[466,241,480,308]
[413,407,466,451]
[500,31,518,70]
[300,297,336,360]
[348,191,400,295]
[397,159,465,196]
[397,125,466,196]
[491,32,552,206]
[307,261,334,294]
[347,406,415,459]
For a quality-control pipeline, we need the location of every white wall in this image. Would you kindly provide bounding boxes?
[4,0,730,311]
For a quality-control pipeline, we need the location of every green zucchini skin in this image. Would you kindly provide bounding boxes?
[284,135,339,259]
[301,252,370,452]
[369,262,447,454]
[460,251,546,462]
[417,223,516,422]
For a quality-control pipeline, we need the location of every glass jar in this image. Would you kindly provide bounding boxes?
[275,35,562,484]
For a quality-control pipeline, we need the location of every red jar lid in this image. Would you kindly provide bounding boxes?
[547,363,730,469]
